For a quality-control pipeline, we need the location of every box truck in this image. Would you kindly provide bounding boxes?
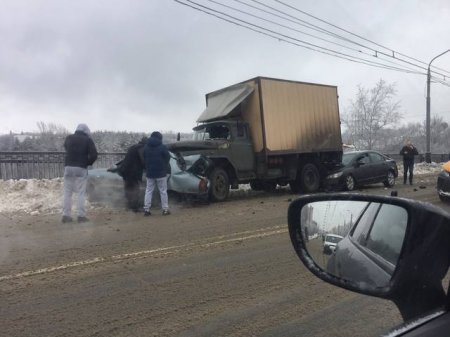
[168,76,343,201]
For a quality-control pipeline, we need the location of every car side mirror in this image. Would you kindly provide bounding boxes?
[288,193,450,321]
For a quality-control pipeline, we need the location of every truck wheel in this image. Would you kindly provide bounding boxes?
[208,167,230,202]
[301,163,320,193]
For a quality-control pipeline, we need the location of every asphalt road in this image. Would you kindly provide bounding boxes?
[1,174,448,337]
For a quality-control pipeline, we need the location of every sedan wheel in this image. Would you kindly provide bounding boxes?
[383,171,396,187]
[345,175,355,191]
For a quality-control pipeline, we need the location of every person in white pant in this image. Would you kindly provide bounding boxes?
[143,131,171,216]
[62,124,98,223]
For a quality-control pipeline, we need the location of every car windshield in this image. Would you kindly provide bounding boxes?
[193,125,230,140]
[326,235,343,243]
[2,1,449,336]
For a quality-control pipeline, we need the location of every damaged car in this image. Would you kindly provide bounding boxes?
[86,152,210,206]
[437,161,450,202]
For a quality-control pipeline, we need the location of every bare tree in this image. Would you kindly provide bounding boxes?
[343,79,402,150]
[36,121,69,151]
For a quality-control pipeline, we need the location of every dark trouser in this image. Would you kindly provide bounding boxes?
[124,179,141,210]
[403,160,414,184]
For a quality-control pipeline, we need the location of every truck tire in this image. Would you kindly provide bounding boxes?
[208,167,230,202]
[300,163,320,193]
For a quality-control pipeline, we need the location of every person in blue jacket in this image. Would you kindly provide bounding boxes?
[143,131,171,216]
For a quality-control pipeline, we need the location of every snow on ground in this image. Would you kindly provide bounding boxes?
[0,162,446,215]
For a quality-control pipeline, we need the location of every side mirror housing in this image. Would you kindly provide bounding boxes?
[288,193,450,321]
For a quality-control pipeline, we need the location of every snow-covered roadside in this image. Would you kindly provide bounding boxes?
[0,162,446,215]
[397,161,443,175]
[0,178,99,216]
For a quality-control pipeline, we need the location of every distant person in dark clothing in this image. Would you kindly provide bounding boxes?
[143,131,171,216]
[400,140,419,185]
[62,123,98,223]
[116,137,147,212]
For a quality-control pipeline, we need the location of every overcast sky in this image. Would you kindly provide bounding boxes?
[1,0,449,135]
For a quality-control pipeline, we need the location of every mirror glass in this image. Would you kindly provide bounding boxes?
[300,200,408,288]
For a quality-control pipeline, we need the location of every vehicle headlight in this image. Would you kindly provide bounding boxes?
[327,172,343,179]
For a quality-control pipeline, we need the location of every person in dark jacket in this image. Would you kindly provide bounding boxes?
[116,137,147,212]
[62,123,98,223]
[399,139,419,185]
[143,131,171,216]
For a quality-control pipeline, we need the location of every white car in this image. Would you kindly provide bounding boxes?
[87,153,210,206]
[323,234,344,255]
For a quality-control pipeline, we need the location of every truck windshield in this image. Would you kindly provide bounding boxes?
[193,129,209,141]
[193,125,230,140]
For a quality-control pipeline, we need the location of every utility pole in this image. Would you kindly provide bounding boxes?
[426,49,450,163]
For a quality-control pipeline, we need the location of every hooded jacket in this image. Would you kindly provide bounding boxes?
[144,133,170,179]
[64,124,98,168]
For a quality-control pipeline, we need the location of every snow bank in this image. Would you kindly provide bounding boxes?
[0,178,96,215]
[397,161,444,175]
[0,162,446,215]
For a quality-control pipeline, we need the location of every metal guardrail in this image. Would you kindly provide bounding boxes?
[0,152,125,180]
[1,151,449,180]
[385,153,450,163]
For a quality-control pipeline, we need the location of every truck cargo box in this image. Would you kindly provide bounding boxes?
[197,77,342,155]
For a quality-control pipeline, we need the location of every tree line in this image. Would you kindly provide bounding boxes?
[1,79,449,154]
[0,123,193,152]
[341,79,450,154]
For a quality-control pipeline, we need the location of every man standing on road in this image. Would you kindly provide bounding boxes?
[115,137,147,212]
[400,139,419,185]
[143,131,171,216]
[62,123,98,223]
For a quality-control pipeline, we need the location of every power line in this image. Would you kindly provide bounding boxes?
[175,0,426,76]
[273,0,450,77]
[207,0,424,75]
[248,0,450,79]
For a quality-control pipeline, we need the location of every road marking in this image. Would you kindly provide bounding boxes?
[0,225,288,282]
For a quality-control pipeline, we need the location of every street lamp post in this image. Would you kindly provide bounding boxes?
[426,49,450,163]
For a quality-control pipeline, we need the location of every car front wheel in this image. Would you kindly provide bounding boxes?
[383,170,396,187]
[345,175,355,191]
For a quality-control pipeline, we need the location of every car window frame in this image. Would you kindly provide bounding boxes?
[349,202,397,275]
[364,204,408,266]
[356,152,370,165]
[368,151,385,163]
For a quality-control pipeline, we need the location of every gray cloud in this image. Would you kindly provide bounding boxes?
[1,0,449,134]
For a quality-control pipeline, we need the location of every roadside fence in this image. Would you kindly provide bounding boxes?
[1,151,449,181]
[0,152,125,180]
[386,153,450,163]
